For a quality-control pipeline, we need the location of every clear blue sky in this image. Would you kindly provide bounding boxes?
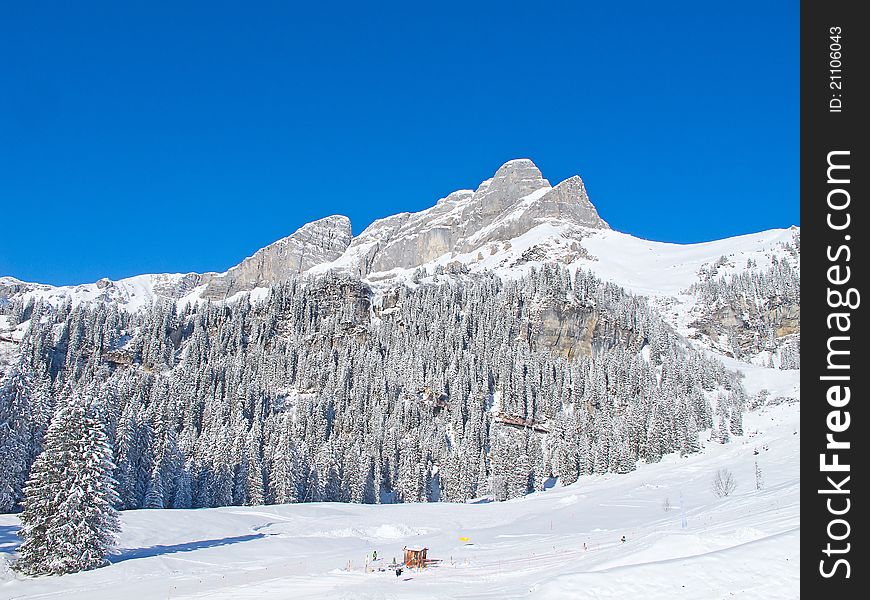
[1,1,798,286]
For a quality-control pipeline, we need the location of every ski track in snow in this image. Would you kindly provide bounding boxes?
[0,390,799,600]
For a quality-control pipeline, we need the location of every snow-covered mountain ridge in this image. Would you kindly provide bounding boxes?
[1,158,799,365]
[0,158,796,304]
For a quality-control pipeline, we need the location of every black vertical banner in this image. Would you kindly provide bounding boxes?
[802,0,867,596]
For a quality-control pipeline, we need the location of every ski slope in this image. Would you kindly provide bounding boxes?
[0,383,799,600]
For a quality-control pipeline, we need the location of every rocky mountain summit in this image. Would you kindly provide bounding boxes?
[1,159,609,300]
[322,159,609,278]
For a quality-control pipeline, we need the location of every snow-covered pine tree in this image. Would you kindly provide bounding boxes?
[173,461,194,509]
[143,464,165,509]
[15,394,121,575]
[0,365,34,512]
[729,405,744,437]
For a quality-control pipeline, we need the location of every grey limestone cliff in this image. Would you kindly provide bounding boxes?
[200,215,352,299]
[336,158,609,276]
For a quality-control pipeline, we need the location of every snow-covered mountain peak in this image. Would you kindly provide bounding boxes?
[1,160,616,304]
[0,159,794,338]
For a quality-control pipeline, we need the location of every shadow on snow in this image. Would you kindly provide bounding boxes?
[111,533,266,563]
[0,524,21,553]
[0,526,266,562]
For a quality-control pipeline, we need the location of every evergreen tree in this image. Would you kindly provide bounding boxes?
[729,406,744,437]
[15,395,121,575]
[173,462,194,509]
[0,366,34,512]
[144,465,165,509]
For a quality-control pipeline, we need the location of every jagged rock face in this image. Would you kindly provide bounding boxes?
[149,274,204,298]
[283,277,372,344]
[473,159,551,218]
[775,306,800,337]
[307,277,371,323]
[340,159,609,276]
[525,176,608,230]
[691,300,800,357]
[526,297,641,359]
[0,278,43,300]
[201,216,352,299]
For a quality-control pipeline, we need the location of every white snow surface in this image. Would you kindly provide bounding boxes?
[575,227,798,297]
[0,398,799,600]
[0,274,192,312]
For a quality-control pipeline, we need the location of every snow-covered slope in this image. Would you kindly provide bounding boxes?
[0,383,799,599]
[575,227,798,297]
[0,273,201,313]
[576,227,800,362]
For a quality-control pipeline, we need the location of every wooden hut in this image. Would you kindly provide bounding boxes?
[403,546,428,568]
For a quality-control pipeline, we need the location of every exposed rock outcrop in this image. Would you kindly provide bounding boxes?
[524,296,643,359]
[690,299,800,359]
[200,215,352,299]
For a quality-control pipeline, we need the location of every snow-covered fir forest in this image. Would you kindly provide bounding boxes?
[688,242,800,368]
[1,265,753,514]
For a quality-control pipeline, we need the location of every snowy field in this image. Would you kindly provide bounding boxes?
[0,383,799,600]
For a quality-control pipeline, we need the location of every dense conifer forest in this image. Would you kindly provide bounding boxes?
[2,266,752,513]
